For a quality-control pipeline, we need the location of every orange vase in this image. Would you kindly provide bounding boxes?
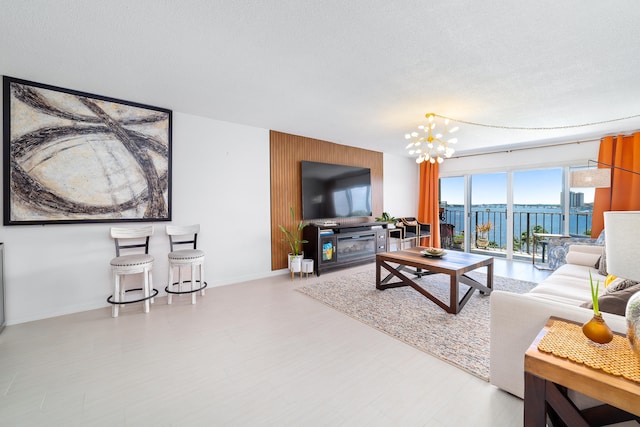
[582,314,614,344]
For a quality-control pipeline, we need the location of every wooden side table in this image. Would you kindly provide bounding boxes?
[524,317,640,426]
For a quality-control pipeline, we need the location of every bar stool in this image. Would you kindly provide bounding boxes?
[107,225,157,318]
[166,224,206,304]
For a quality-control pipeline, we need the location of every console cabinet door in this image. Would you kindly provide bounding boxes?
[319,235,337,265]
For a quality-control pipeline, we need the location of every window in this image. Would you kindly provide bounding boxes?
[439,166,592,261]
[471,173,507,256]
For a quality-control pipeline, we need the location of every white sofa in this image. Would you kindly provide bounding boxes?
[489,244,628,399]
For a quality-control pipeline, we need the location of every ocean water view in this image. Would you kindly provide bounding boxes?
[442,204,593,249]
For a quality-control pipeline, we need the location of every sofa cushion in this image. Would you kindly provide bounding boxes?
[580,283,640,316]
[565,250,601,268]
[528,264,606,306]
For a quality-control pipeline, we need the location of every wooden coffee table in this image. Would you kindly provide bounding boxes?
[376,247,493,314]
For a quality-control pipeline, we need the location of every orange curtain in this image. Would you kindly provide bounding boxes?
[418,161,441,248]
[591,132,640,237]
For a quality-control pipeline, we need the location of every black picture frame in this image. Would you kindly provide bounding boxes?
[3,76,172,225]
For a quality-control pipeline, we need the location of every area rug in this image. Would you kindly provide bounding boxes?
[296,268,537,380]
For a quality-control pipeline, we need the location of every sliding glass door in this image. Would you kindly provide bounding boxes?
[440,176,465,249]
[440,167,577,262]
[513,168,563,261]
[470,173,507,257]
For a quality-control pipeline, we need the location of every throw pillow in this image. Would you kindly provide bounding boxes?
[581,283,640,316]
[605,278,639,294]
[597,248,607,276]
[604,274,617,287]
[599,284,640,316]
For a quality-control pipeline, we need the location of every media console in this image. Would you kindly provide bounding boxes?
[303,222,389,276]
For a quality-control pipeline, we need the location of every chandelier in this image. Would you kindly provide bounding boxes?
[404,111,640,164]
[405,113,459,164]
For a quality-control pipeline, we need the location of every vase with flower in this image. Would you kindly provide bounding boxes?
[582,271,614,344]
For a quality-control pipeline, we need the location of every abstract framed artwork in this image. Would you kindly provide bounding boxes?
[3,76,172,225]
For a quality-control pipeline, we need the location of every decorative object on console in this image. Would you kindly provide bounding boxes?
[3,76,172,225]
[604,210,640,360]
[375,211,397,227]
[582,271,614,344]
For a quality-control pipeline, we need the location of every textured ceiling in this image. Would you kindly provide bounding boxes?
[3,0,640,158]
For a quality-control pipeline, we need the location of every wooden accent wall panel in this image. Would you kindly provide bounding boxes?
[270,130,383,270]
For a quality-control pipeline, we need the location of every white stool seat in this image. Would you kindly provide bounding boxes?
[111,254,154,267]
[168,249,204,262]
[166,225,206,305]
[107,226,157,318]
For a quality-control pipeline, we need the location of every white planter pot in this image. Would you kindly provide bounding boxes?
[288,254,303,272]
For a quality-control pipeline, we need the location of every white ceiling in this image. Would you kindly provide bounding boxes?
[3,1,640,158]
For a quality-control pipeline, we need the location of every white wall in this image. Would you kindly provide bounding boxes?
[1,112,275,325]
[383,153,419,218]
[1,107,418,325]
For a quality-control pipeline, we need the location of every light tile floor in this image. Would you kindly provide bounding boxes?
[0,258,550,426]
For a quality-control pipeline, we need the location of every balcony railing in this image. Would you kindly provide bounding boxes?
[440,207,593,255]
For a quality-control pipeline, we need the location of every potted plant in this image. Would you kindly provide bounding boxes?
[453,234,464,249]
[476,222,491,249]
[279,207,308,272]
[375,212,397,228]
[582,271,613,344]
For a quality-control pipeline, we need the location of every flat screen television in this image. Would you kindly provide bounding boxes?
[301,161,372,220]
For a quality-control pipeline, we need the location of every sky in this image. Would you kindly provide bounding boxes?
[440,168,595,205]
